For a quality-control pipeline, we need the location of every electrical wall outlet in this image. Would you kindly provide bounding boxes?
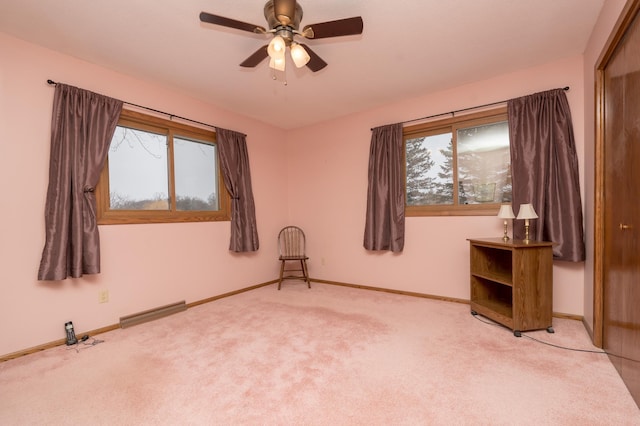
[98,289,109,303]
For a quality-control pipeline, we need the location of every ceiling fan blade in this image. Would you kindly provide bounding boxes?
[302,17,363,39]
[299,44,327,72]
[200,12,266,34]
[273,0,297,26]
[239,45,270,68]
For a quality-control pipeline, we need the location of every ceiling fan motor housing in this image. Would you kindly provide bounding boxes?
[264,0,303,31]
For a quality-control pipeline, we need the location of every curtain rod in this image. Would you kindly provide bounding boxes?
[373,86,570,130]
[46,79,228,133]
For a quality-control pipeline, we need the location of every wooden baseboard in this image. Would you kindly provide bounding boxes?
[187,280,276,308]
[0,280,277,363]
[312,278,470,305]
[0,324,121,363]
[0,277,582,362]
[556,311,584,322]
[311,278,584,322]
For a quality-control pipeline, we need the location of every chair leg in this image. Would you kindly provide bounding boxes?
[301,259,310,288]
[278,260,285,290]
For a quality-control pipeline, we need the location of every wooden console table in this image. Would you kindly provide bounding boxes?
[468,238,554,337]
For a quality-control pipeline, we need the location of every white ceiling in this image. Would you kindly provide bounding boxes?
[0,0,604,130]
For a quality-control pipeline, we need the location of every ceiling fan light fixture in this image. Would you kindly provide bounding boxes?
[269,55,286,72]
[267,35,286,58]
[290,42,310,68]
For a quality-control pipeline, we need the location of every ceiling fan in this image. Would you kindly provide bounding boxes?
[199,0,364,72]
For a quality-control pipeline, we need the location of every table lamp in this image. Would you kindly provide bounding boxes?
[497,204,515,241]
[516,203,538,243]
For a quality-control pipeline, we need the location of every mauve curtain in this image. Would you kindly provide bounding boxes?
[508,88,585,261]
[38,84,123,280]
[216,127,259,252]
[363,123,405,252]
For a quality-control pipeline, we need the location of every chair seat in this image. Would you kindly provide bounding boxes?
[279,255,309,261]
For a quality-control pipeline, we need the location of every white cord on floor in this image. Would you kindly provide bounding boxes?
[65,337,105,353]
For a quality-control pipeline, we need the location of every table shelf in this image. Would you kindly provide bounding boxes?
[468,238,554,335]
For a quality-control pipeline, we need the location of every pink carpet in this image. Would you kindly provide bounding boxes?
[1,283,638,425]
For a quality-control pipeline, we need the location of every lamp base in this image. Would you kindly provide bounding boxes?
[502,221,510,241]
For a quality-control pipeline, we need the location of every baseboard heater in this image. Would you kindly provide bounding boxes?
[119,301,187,329]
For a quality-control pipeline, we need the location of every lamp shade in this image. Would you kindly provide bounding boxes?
[268,36,286,72]
[267,35,286,58]
[290,43,310,68]
[517,203,538,219]
[497,204,515,219]
[269,55,286,72]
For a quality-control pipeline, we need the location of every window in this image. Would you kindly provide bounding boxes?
[404,107,510,216]
[96,109,230,224]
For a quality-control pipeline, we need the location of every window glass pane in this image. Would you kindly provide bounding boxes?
[457,121,511,204]
[108,126,169,210]
[173,137,218,211]
[406,132,453,206]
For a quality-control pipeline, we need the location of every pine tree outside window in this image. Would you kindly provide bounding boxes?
[404,107,510,216]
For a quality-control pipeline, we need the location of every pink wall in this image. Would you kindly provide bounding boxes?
[1,11,610,356]
[286,55,587,314]
[581,0,628,334]
[0,33,289,356]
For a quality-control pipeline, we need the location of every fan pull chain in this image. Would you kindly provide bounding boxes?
[270,69,287,86]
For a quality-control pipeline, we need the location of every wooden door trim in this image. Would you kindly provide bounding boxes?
[594,0,640,348]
